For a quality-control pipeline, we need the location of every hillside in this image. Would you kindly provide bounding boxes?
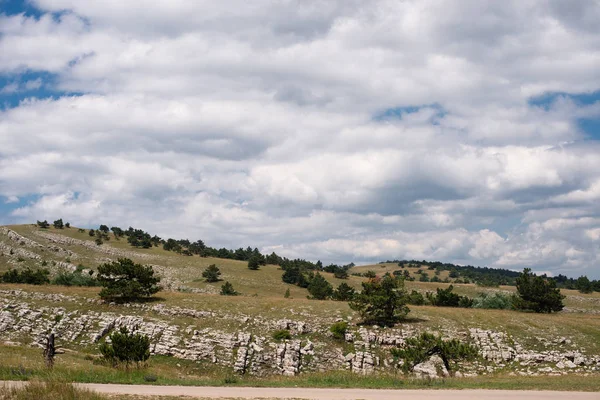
[0,224,599,388]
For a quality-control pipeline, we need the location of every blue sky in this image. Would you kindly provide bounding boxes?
[1,0,600,278]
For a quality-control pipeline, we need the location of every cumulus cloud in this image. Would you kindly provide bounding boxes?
[1,0,600,278]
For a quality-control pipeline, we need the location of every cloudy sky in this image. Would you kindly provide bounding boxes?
[1,1,599,278]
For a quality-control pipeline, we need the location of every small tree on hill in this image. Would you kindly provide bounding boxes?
[202,264,222,282]
[99,327,150,368]
[247,255,261,270]
[392,332,478,375]
[333,282,355,301]
[220,281,238,296]
[53,219,64,229]
[349,273,409,326]
[37,220,50,229]
[97,258,161,302]
[307,272,333,300]
[514,268,564,313]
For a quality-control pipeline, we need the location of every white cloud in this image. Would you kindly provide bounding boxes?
[1,0,600,278]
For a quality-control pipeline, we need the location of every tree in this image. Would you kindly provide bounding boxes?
[334,268,349,279]
[220,281,238,296]
[98,224,110,234]
[514,268,564,313]
[391,332,478,375]
[36,220,50,229]
[99,327,150,367]
[333,282,355,301]
[349,274,409,326]
[202,264,221,282]
[363,270,377,279]
[307,272,333,300]
[64,222,70,228]
[247,255,261,270]
[89,229,96,237]
[576,276,593,294]
[97,258,161,302]
[53,219,64,229]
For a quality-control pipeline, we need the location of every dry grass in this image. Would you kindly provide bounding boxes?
[0,380,107,400]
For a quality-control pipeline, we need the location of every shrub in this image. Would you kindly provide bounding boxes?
[97,258,160,302]
[144,374,158,382]
[1,268,50,285]
[284,288,290,298]
[363,270,377,278]
[426,285,471,308]
[576,276,594,294]
[247,256,261,270]
[349,273,409,326]
[202,264,221,282]
[333,269,349,279]
[406,290,426,305]
[471,292,514,310]
[53,219,64,229]
[514,268,564,313]
[392,332,478,375]
[36,220,50,229]
[330,321,348,340]
[99,327,150,367]
[52,270,99,287]
[307,272,333,300]
[220,281,238,296]
[272,329,292,341]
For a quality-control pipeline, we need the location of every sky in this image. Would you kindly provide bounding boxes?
[1,1,600,278]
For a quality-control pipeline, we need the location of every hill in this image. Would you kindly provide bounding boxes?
[0,223,599,389]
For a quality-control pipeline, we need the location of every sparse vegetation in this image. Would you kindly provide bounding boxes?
[329,321,348,340]
[272,329,292,341]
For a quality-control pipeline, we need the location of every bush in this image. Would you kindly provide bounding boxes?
[97,258,160,302]
[514,268,564,313]
[330,321,348,340]
[272,329,292,341]
[202,264,222,282]
[247,256,261,270]
[392,332,478,375]
[426,285,471,308]
[36,220,50,229]
[349,273,409,326]
[363,270,377,278]
[406,290,426,305]
[1,268,50,285]
[99,327,150,367]
[220,281,238,296]
[307,272,333,300]
[333,269,349,279]
[284,288,291,298]
[53,219,64,229]
[52,270,99,287]
[471,292,514,310]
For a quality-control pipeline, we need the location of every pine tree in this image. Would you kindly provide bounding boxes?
[202,264,222,282]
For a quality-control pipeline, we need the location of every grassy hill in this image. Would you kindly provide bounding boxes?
[0,223,599,390]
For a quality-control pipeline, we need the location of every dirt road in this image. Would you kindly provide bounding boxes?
[3,381,599,399]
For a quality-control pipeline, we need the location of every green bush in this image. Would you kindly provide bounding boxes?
[471,292,514,310]
[1,268,50,285]
[220,281,238,296]
[99,327,150,368]
[332,282,355,301]
[52,270,99,287]
[272,329,292,341]
[330,321,348,340]
[392,332,478,374]
[202,264,222,282]
[406,290,425,305]
[426,285,472,308]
